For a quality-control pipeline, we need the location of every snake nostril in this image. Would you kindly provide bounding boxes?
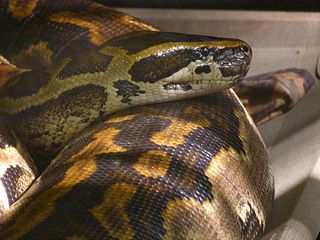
[241,45,250,55]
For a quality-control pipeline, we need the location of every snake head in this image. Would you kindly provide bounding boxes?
[107,30,252,105]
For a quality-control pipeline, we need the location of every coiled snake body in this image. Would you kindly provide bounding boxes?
[0,1,274,239]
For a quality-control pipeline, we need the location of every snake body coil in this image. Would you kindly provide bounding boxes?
[0,1,273,239]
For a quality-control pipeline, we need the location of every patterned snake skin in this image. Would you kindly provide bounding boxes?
[0,1,275,239]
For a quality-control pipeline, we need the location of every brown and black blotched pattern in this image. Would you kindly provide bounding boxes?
[0,91,273,240]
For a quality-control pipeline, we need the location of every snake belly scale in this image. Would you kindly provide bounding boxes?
[0,0,274,239]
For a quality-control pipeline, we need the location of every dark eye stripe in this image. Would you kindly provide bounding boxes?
[129,49,199,83]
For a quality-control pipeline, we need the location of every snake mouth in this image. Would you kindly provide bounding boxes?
[163,82,193,91]
[162,77,238,93]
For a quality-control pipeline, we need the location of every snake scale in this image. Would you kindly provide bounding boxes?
[0,0,274,239]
